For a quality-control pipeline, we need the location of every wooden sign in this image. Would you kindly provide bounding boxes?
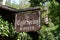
[15,8,41,32]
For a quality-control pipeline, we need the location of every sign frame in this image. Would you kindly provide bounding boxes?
[15,7,41,32]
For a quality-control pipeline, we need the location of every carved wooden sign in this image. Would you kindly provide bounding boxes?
[15,10,41,32]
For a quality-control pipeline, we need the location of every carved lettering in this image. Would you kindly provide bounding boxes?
[17,20,39,26]
[15,11,41,32]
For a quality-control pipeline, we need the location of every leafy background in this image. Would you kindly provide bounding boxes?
[0,0,60,40]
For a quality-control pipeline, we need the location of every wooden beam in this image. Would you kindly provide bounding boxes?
[18,6,40,12]
[0,4,17,13]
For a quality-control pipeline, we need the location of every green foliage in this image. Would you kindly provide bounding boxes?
[38,0,60,40]
[17,32,32,40]
[19,0,30,9]
[0,16,9,36]
[29,0,42,7]
[49,0,59,25]
[39,22,59,40]
[6,0,30,9]
[19,2,30,9]
[0,16,15,37]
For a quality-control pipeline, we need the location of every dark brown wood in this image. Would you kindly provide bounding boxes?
[0,4,17,12]
[0,4,40,13]
[18,6,40,12]
[15,10,41,32]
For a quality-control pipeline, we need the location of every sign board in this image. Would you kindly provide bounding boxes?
[15,10,41,32]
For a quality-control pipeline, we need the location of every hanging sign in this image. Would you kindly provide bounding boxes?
[15,8,41,32]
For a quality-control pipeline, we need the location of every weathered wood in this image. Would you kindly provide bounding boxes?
[0,4,40,13]
[0,4,17,12]
[18,6,40,12]
[15,9,41,32]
